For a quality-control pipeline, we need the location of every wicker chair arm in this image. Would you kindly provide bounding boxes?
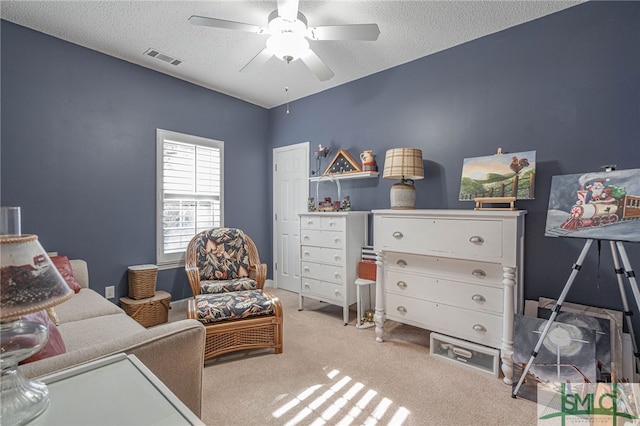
[249,263,267,290]
[184,264,201,297]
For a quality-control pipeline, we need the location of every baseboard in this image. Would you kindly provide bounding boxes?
[170,298,190,310]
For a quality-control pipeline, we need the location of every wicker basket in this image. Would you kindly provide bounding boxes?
[358,260,376,280]
[120,291,171,328]
[128,264,158,300]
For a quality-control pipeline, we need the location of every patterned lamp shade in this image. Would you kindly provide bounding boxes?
[0,234,73,321]
[383,148,424,181]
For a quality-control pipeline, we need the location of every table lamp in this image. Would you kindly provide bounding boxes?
[383,148,424,209]
[1,234,73,426]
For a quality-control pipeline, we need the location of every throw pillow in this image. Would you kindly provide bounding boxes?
[19,310,66,364]
[50,255,82,293]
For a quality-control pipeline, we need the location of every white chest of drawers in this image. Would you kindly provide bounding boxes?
[372,209,526,384]
[299,212,368,324]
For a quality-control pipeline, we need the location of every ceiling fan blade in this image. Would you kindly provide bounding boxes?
[299,49,334,81]
[189,15,265,34]
[307,24,380,41]
[240,48,273,74]
[277,0,299,22]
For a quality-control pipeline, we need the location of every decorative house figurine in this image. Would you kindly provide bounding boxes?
[360,150,377,172]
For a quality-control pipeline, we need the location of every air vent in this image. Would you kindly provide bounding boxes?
[144,48,183,66]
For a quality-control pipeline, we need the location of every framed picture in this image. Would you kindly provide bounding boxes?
[324,149,361,175]
[545,168,640,242]
[459,150,536,201]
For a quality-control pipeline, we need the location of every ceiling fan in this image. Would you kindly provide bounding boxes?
[189,0,380,81]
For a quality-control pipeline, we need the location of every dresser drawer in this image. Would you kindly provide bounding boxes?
[301,261,345,284]
[301,277,344,303]
[301,229,344,249]
[300,215,346,232]
[301,246,344,265]
[377,217,503,261]
[385,270,503,314]
[385,293,503,348]
[384,252,503,287]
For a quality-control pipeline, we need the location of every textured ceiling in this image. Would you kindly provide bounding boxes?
[1,1,582,109]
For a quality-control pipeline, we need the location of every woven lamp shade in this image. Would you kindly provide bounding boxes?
[383,148,424,180]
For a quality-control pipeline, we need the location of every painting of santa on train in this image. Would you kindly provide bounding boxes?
[545,168,640,243]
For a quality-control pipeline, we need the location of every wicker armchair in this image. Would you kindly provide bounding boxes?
[185,228,283,360]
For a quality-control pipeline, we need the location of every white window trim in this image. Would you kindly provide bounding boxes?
[156,129,224,270]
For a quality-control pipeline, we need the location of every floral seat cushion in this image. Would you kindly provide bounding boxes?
[196,228,252,282]
[194,290,276,324]
[200,277,257,294]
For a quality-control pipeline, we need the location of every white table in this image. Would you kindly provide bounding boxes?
[28,353,204,425]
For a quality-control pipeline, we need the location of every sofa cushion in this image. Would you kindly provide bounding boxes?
[55,289,124,324]
[19,310,66,364]
[58,313,145,352]
[50,255,82,293]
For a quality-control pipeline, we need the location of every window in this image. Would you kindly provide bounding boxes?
[156,129,223,268]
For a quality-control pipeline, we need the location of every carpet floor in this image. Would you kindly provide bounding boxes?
[170,289,537,425]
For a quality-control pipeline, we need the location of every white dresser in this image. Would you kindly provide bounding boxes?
[372,209,526,384]
[299,212,368,324]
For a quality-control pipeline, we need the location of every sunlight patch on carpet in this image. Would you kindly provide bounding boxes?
[272,368,411,425]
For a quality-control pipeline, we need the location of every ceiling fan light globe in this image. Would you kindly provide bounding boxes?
[266,33,309,61]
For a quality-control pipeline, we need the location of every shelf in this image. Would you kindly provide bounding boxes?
[309,172,379,182]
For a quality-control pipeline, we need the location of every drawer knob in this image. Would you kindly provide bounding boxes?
[304,284,310,289]
[397,306,407,313]
[471,294,486,303]
[396,259,407,267]
[392,231,404,239]
[472,324,486,332]
[303,235,310,240]
[469,235,484,244]
[303,251,310,257]
[334,272,341,279]
[334,290,340,296]
[472,269,486,278]
[307,220,314,225]
[329,220,335,227]
[396,281,407,289]
[334,255,341,261]
[303,267,310,272]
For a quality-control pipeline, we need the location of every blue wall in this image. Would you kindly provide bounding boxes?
[1,20,270,301]
[268,2,639,317]
[2,1,639,328]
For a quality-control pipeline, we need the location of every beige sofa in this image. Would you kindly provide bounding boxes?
[18,259,206,417]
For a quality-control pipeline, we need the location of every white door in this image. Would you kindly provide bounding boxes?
[273,142,309,292]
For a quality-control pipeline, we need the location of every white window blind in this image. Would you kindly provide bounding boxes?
[156,129,223,268]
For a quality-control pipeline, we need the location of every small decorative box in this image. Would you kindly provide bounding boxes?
[358,260,376,280]
[120,291,171,328]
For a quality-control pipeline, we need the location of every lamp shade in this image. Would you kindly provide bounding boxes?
[383,148,424,181]
[1,234,73,321]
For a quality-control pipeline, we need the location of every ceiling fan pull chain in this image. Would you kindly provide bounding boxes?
[285,57,292,114]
